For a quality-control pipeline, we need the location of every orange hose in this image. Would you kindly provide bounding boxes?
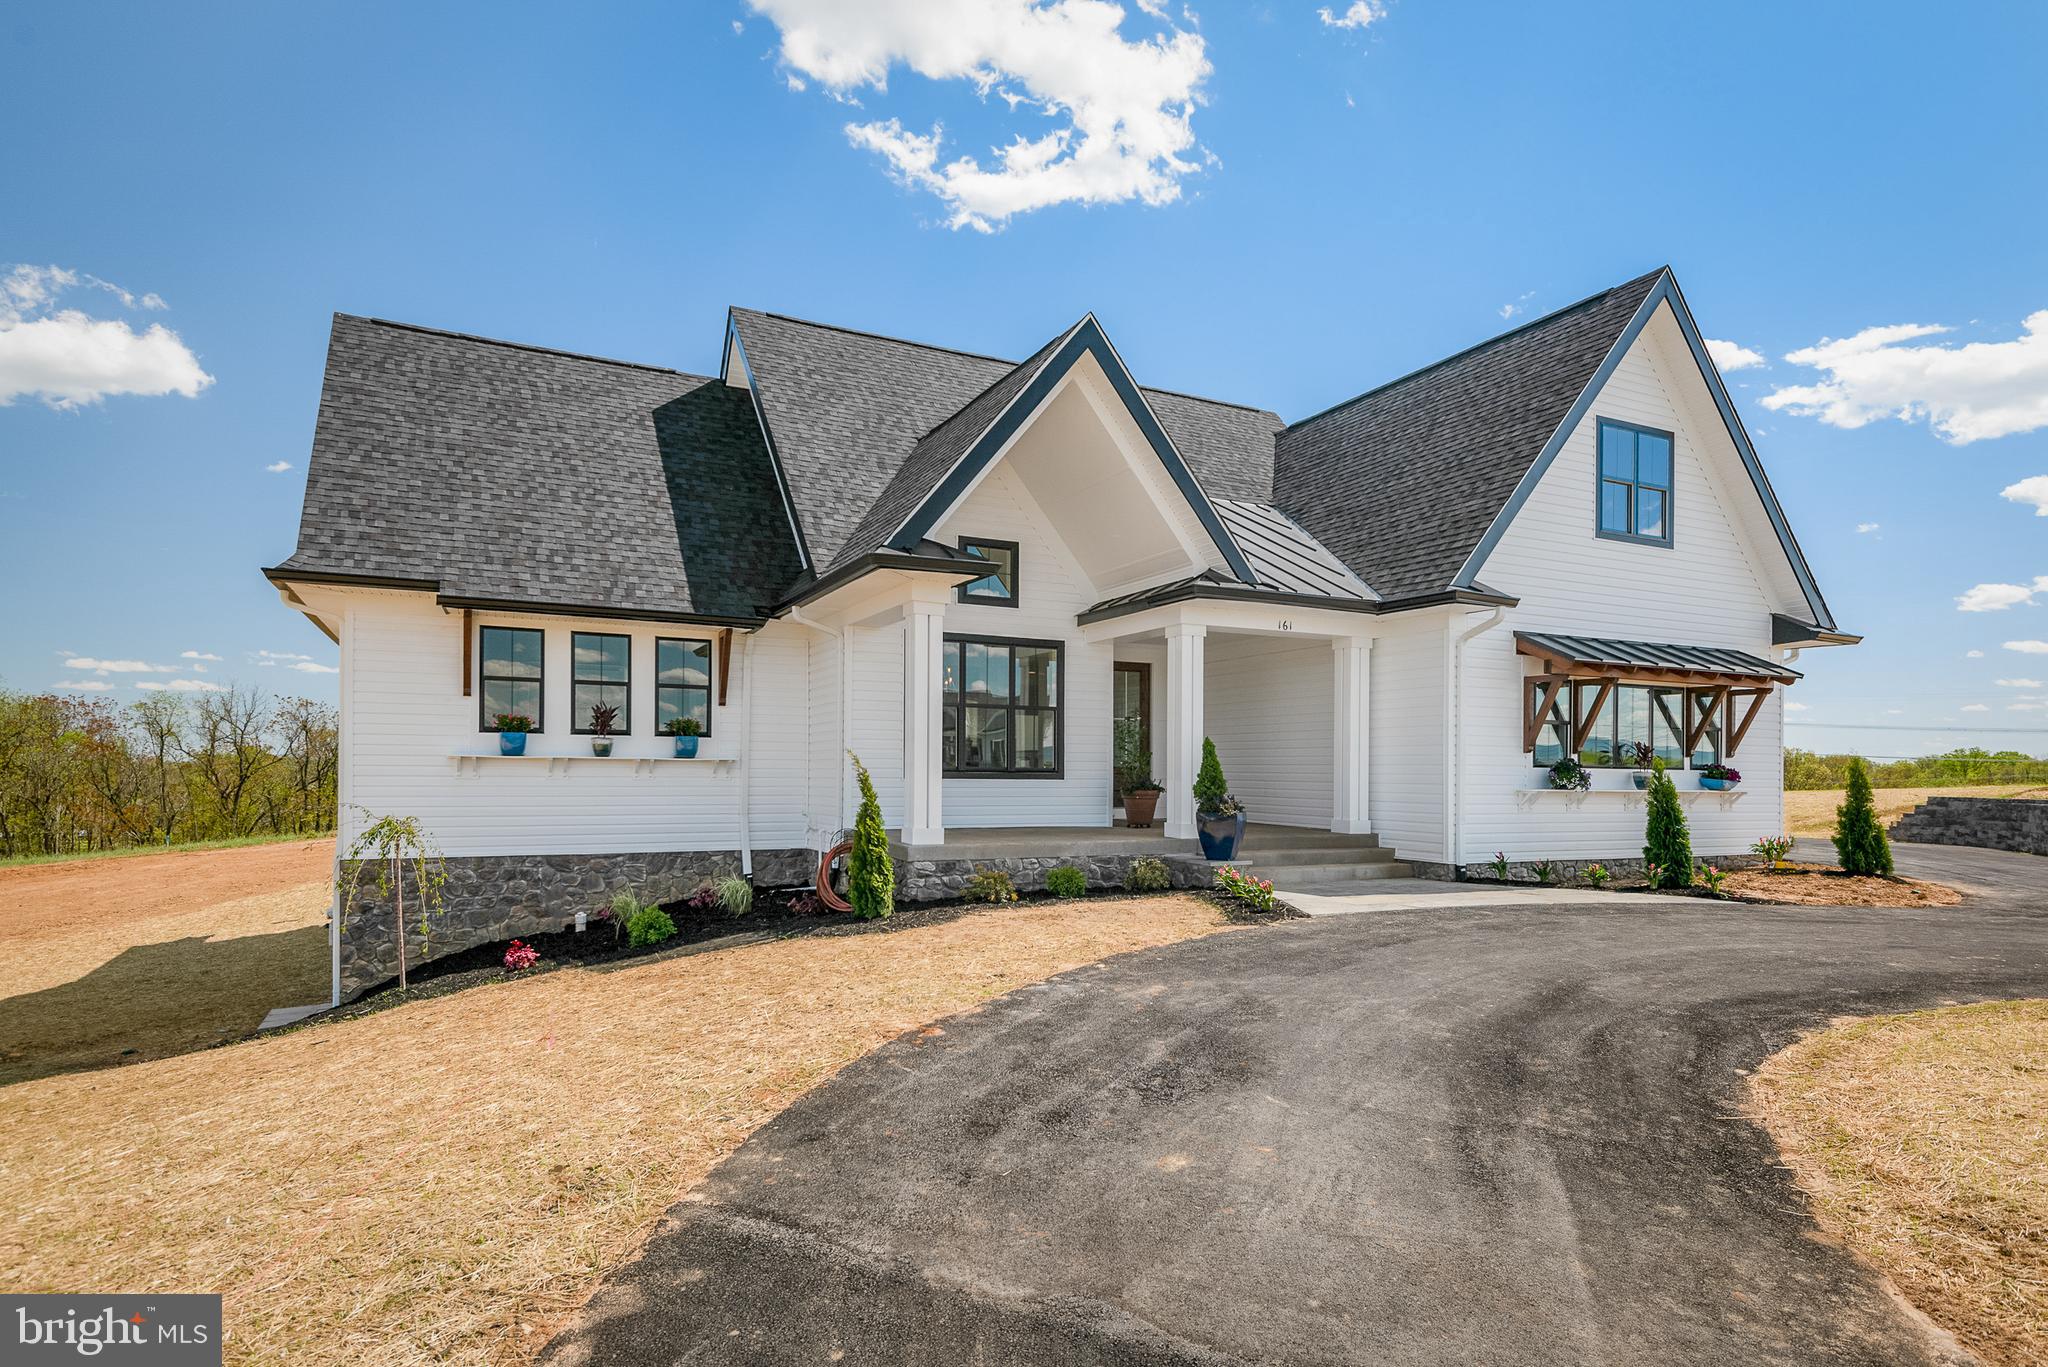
[815,840,853,912]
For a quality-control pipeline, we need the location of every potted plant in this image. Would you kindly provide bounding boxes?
[1193,738,1246,860]
[1547,756,1591,791]
[1699,762,1742,791]
[493,713,533,756]
[588,702,619,757]
[665,715,701,758]
[1626,741,1656,789]
[1113,719,1163,827]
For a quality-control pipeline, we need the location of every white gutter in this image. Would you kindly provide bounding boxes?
[736,630,756,878]
[1445,607,1506,876]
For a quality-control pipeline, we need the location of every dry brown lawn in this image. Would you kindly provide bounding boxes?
[1784,785,2048,838]
[0,893,1239,1367]
[1751,1000,2048,1366]
[1723,864,1963,908]
[0,839,333,1084]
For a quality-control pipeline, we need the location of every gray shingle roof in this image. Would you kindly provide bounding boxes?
[730,308,1282,579]
[277,315,802,620]
[1273,269,1665,602]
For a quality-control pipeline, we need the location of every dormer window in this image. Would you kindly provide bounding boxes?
[1596,419,1674,547]
[957,537,1020,607]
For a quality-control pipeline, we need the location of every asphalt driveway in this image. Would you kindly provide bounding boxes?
[543,844,2047,1366]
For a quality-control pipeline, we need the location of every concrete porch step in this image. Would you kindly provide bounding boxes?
[1243,825,1381,850]
[1265,861,1417,884]
[1239,844,1402,867]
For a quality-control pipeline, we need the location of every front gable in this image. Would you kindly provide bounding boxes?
[1458,273,1835,632]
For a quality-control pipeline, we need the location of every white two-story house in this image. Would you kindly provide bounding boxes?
[268,267,1855,999]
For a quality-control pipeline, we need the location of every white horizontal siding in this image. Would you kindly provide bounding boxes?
[1204,637,1333,830]
[1461,323,1787,861]
[1369,614,1449,863]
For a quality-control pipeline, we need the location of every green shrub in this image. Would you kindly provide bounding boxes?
[1044,865,1086,899]
[1642,760,1693,888]
[964,868,1020,904]
[1532,860,1558,885]
[1193,737,1228,813]
[714,874,753,917]
[1582,862,1611,888]
[1126,856,1171,892]
[625,903,677,948]
[847,751,894,920]
[1833,757,1895,876]
[1213,865,1276,911]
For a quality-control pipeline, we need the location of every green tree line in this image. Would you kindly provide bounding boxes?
[0,684,336,858]
[1785,746,2048,790]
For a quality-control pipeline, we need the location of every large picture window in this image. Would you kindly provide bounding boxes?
[656,637,713,737]
[1529,680,1723,770]
[571,632,631,734]
[942,635,1061,776]
[479,626,544,733]
[1596,418,1674,546]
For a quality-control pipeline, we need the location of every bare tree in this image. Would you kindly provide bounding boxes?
[274,696,339,832]
[181,686,279,836]
[131,693,189,842]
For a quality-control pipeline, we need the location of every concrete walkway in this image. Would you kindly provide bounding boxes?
[1274,875,1704,914]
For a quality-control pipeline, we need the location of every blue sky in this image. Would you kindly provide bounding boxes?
[4,0,2046,758]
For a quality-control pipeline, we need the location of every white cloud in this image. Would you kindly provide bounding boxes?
[1855,521,1880,534]
[1498,291,1535,321]
[0,263,213,410]
[1957,577,2048,612]
[1760,311,2048,444]
[2010,700,2048,712]
[265,460,292,474]
[136,678,226,693]
[181,650,222,661]
[1705,337,1764,372]
[54,680,115,692]
[63,656,178,675]
[2002,476,2048,517]
[750,0,1213,233]
[2005,640,2048,654]
[254,649,310,661]
[1783,700,1809,713]
[1962,703,1990,712]
[289,661,339,674]
[1317,0,1383,28]
[1996,678,2044,688]
[1968,649,1985,658]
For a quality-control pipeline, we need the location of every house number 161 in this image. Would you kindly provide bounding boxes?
[1276,619,1293,631]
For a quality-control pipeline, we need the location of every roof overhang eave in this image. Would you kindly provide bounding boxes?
[262,566,769,629]
[773,548,988,616]
[1075,582,1514,628]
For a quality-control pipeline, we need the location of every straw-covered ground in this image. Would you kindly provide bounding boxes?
[1783,784,2046,838]
[0,837,332,1084]
[1721,863,1963,908]
[0,868,1241,1367]
[1750,1000,2048,1366]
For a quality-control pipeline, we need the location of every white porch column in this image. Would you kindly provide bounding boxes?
[1162,624,1206,840]
[901,596,946,846]
[1331,636,1373,835]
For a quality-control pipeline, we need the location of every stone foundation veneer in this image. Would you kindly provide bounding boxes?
[898,853,1212,901]
[337,847,813,1001]
[1440,853,1764,883]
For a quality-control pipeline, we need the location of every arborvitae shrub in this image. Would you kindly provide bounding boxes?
[1833,757,1895,876]
[847,751,893,920]
[1642,760,1693,888]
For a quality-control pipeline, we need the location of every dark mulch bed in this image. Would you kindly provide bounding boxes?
[287,885,1286,1032]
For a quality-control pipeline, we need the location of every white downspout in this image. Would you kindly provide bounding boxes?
[786,605,850,835]
[1446,607,1506,877]
[736,630,756,878]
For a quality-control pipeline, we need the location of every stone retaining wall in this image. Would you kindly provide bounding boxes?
[1890,797,2048,856]
[898,853,1210,901]
[337,847,811,1001]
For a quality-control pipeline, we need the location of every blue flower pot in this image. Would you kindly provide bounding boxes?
[499,732,527,756]
[1198,811,1246,861]
[673,735,699,758]
[1700,777,1736,791]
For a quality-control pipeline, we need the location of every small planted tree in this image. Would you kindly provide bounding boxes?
[1642,760,1693,888]
[1193,738,1229,813]
[337,810,447,989]
[847,751,893,920]
[1833,756,1895,876]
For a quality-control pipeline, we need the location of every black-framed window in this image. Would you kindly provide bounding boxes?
[956,537,1019,607]
[480,626,544,733]
[942,635,1061,776]
[1596,418,1674,546]
[1529,680,1714,769]
[656,637,714,737]
[571,632,631,735]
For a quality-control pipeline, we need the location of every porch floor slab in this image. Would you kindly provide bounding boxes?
[892,825,1197,862]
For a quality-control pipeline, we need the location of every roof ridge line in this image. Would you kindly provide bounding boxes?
[911,316,1090,443]
[1281,267,1669,432]
[342,314,698,378]
[737,306,1277,418]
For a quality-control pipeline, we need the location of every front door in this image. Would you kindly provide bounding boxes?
[1112,662,1152,804]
